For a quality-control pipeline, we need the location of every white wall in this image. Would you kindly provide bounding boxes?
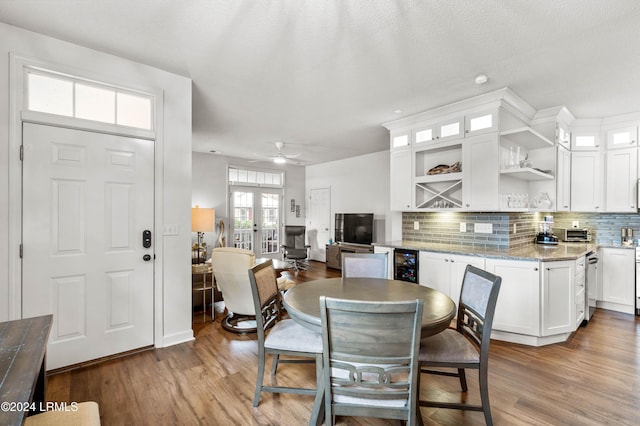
[305,150,396,245]
[0,22,193,347]
[191,152,305,252]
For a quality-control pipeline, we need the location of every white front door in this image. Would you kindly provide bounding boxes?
[308,187,331,261]
[230,187,282,259]
[22,123,155,370]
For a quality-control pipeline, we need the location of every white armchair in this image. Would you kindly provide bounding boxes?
[210,247,257,333]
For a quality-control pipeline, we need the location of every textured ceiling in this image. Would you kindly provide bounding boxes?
[1,0,639,165]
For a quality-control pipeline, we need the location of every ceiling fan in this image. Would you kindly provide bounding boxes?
[268,141,302,164]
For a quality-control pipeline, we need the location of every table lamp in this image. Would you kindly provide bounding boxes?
[192,205,215,264]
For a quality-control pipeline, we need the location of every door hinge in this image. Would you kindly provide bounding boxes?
[19,145,24,161]
[19,244,23,258]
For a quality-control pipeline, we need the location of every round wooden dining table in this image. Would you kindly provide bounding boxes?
[283,277,456,426]
[283,277,457,337]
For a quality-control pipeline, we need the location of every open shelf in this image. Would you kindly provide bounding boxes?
[500,167,554,181]
[415,171,463,184]
[500,127,554,150]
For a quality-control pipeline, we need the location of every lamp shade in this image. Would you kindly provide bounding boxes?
[192,206,215,232]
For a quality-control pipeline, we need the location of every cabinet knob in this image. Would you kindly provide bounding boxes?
[450,259,455,263]
[445,259,449,262]
[563,205,569,208]
[466,204,470,207]
[534,267,539,271]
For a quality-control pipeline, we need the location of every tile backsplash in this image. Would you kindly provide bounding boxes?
[402,211,640,249]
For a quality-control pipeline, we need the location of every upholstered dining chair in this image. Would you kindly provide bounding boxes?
[248,260,323,412]
[417,264,502,425]
[319,296,424,425]
[210,247,257,334]
[341,252,388,279]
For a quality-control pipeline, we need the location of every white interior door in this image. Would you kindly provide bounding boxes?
[308,187,331,261]
[22,123,155,370]
[230,187,282,259]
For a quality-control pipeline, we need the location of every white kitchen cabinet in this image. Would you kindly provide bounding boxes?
[463,134,499,210]
[390,149,412,210]
[485,258,540,336]
[464,108,499,137]
[557,120,571,149]
[605,147,638,212]
[435,116,464,142]
[599,248,635,313]
[541,260,575,336]
[556,146,571,211]
[418,252,485,304]
[390,129,411,151]
[571,151,602,212]
[373,246,394,279]
[571,129,601,151]
[412,123,438,147]
[606,125,638,149]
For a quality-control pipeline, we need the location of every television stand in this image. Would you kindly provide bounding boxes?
[325,242,374,270]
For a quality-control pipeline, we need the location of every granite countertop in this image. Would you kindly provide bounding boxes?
[374,240,607,261]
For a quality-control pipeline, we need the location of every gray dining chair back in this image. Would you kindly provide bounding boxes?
[248,260,323,417]
[341,252,388,279]
[319,296,424,425]
[418,264,502,425]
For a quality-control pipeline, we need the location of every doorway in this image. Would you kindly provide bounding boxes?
[230,187,283,259]
[308,187,331,261]
[21,123,155,370]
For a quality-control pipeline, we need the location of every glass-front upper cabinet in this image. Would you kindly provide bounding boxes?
[413,123,437,146]
[465,109,499,137]
[571,128,601,151]
[557,122,571,149]
[606,126,638,150]
[437,116,464,142]
[390,129,411,151]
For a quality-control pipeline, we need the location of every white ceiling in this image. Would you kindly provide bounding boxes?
[1,0,639,165]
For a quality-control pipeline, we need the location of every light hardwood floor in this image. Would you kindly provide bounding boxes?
[47,261,640,425]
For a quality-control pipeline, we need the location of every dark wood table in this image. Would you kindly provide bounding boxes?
[0,315,53,425]
[282,278,456,426]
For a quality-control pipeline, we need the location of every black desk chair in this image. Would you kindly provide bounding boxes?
[281,225,311,272]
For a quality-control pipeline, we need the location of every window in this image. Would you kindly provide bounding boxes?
[228,167,283,187]
[25,68,154,130]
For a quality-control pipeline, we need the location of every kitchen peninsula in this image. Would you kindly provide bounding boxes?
[375,241,596,347]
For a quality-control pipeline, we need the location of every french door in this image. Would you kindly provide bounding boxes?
[230,187,282,259]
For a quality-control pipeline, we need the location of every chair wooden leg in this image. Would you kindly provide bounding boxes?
[458,368,468,392]
[479,367,493,426]
[309,353,325,426]
[271,354,280,376]
[253,348,266,407]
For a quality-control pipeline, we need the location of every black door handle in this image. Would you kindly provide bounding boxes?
[143,254,152,261]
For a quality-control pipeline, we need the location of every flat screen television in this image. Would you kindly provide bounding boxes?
[335,213,374,245]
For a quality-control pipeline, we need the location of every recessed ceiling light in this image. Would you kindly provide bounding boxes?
[474,74,488,85]
[393,109,403,114]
